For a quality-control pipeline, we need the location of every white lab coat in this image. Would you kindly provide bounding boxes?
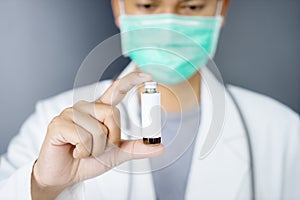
[0,63,299,200]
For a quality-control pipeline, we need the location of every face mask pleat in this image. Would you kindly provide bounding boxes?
[120,14,223,85]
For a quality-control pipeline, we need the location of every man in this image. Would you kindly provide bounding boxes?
[0,0,299,199]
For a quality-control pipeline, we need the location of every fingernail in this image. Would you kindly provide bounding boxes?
[138,72,152,79]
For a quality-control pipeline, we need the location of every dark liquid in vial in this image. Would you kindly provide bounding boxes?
[143,137,161,145]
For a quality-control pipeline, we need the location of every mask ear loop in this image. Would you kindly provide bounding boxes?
[215,0,223,16]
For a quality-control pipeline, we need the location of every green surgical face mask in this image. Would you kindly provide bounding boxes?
[119,10,223,85]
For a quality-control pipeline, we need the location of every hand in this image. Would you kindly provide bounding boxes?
[31,72,164,199]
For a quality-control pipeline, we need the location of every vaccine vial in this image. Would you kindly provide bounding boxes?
[141,82,162,145]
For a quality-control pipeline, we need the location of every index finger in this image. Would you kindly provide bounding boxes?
[98,72,152,105]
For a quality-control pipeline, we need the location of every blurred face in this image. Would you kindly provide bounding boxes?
[124,0,219,16]
[111,0,230,85]
[112,0,230,26]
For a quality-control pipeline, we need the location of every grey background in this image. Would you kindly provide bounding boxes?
[0,0,299,154]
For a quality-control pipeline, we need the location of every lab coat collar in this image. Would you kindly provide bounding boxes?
[117,62,250,199]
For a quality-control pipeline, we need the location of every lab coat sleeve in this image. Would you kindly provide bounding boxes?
[0,100,85,199]
[282,113,300,199]
[0,161,36,199]
[0,101,46,199]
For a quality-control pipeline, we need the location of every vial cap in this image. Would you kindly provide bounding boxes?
[144,81,158,89]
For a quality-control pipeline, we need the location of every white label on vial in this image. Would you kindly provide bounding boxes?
[141,92,162,138]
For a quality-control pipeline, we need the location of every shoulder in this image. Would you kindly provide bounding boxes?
[227,85,299,146]
[227,85,299,126]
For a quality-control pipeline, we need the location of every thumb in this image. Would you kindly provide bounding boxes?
[74,140,164,182]
[116,140,164,164]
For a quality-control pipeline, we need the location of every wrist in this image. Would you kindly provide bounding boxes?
[31,161,67,200]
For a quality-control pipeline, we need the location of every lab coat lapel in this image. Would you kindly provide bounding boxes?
[185,67,250,199]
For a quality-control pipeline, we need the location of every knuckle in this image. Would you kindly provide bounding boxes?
[63,107,74,116]
[51,115,61,123]
[48,116,64,134]
[49,116,62,127]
